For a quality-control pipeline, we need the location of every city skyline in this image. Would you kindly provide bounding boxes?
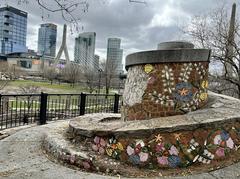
[1,1,236,66]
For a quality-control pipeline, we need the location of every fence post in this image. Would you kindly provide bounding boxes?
[113,93,120,113]
[80,93,86,116]
[0,94,2,114]
[39,92,48,125]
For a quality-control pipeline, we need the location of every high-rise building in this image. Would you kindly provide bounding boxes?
[0,6,27,54]
[37,23,57,57]
[106,38,123,74]
[74,32,96,69]
[94,54,100,70]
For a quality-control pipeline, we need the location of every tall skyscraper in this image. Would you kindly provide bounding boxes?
[94,54,100,70]
[0,6,27,54]
[106,38,123,74]
[37,23,57,57]
[74,32,96,69]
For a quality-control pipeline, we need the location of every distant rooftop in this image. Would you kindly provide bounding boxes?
[0,5,27,17]
[40,23,57,29]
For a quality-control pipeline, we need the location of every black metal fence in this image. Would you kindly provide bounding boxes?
[0,93,121,130]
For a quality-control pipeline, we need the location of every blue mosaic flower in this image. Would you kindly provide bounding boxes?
[173,82,193,102]
[168,155,181,168]
[129,154,141,165]
[220,131,230,141]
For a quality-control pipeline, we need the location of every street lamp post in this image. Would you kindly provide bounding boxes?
[98,68,102,94]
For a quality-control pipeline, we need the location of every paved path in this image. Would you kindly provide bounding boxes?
[1,121,240,179]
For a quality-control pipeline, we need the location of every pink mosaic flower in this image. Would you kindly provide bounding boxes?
[139,152,149,162]
[127,145,135,156]
[214,135,222,145]
[92,136,106,154]
[226,137,234,149]
[155,143,165,152]
[215,147,225,157]
[169,145,179,156]
[157,156,169,165]
[82,161,91,169]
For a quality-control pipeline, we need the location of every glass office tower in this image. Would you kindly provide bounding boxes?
[0,6,27,54]
[37,23,57,57]
[106,38,123,74]
[74,32,96,69]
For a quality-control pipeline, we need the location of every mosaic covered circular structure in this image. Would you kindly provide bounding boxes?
[122,41,211,121]
[42,41,240,177]
[43,92,240,177]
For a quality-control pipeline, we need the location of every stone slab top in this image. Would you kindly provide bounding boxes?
[69,92,240,138]
[157,41,195,50]
[125,48,211,70]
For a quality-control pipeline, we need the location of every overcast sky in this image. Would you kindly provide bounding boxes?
[1,0,238,66]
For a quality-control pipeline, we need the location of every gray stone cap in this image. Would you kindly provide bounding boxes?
[69,92,240,138]
[157,41,194,50]
[125,48,211,70]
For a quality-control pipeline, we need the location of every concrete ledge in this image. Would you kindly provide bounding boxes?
[69,92,240,138]
[125,49,211,70]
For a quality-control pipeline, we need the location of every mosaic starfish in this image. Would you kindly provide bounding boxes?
[155,134,163,143]
[178,88,189,96]
[174,133,182,141]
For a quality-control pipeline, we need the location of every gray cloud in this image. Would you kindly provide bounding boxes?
[2,0,237,64]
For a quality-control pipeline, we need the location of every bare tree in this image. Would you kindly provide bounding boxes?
[0,61,10,92]
[18,85,41,123]
[83,68,97,93]
[43,66,58,85]
[9,64,24,80]
[101,60,118,95]
[184,3,240,98]
[19,85,41,94]
[62,63,83,87]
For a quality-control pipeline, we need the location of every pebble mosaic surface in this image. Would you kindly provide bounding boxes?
[122,62,209,120]
[44,119,240,176]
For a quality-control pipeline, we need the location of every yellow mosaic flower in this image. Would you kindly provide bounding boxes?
[144,64,153,73]
[116,142,124,151]
[106,148,113,156]
[200,92,208,101]
[201,80,209,89]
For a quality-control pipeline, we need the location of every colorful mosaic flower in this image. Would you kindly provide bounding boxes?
[155,142,181,168]
[157,156,168,165]
[173,82,193,102]
[169,145,179,156]
[144,64,154,74]
[168,155,181,168]
[155,143,165,152]
[216,147,225,157]
[213,131,234,149]
[201,80,209,89]
[106,137,124,160]
[199,92,208,101]
[92,136,106,154]
[82,160,91,169]
[126,140,149,165]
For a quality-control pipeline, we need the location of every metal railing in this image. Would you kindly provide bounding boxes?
[0,93,121,130]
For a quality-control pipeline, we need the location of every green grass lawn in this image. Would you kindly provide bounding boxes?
[9,100,40,110]
[8,80,89,94]
[8,80,117,94]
